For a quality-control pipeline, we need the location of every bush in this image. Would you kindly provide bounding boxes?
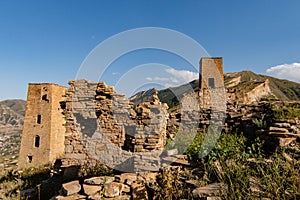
[182,128,299,199]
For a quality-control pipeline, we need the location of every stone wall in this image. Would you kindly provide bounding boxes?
[62,80,169,171]
[18,84,66,169]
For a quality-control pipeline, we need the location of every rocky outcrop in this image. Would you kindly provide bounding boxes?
[227,79,272,104]
[244,79,272,103]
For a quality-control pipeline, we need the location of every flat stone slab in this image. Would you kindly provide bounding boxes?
[84,176,114,185]
[61,180,81,196]
[83,184,101,196]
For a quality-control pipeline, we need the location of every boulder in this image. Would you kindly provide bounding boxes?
[60,180,81,196]
[104,182,123,198]
[83,184,101,196]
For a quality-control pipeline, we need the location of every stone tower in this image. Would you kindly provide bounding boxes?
[199,57,224,89]
[199,57,225,108]
[18,83,66,169]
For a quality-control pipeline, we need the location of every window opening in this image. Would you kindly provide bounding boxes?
[42,94,49,102]
[35,135,40,147]
[27,156,32,163]
[37,115,41,124]
[208,78,215,88]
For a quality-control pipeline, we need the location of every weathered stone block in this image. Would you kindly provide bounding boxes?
[104,182,123,198]
[83,184,101,196]
[60,180,81,196]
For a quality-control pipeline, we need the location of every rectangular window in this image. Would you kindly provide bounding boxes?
[35,135,40,147]
[37,115,41,124]
[208,78,215,88]
[27,156,33,163]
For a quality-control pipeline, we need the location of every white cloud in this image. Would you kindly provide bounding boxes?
[165,68,198,83]
[266,63,300,83]
[145,68,198,88]
[153,77,171,82]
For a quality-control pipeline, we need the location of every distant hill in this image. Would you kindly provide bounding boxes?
[0,99,25,129]
[0,99,26,116]
[0,99,26,171]
[225,70,300,101]
[131,71,300,108]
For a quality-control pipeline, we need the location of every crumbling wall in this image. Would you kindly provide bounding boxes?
[62,80,169,171]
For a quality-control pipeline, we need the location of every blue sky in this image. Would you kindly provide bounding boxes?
[1,0,300,100]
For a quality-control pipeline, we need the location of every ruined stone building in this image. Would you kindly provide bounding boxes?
[18,57,225,171]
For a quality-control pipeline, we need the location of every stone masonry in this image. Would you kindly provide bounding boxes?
[18,84,66,169]
[18,57,225,170]
[62,80,169,171]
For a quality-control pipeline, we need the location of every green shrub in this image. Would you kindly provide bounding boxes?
[273,104,300,119]
[183,128,299,199]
